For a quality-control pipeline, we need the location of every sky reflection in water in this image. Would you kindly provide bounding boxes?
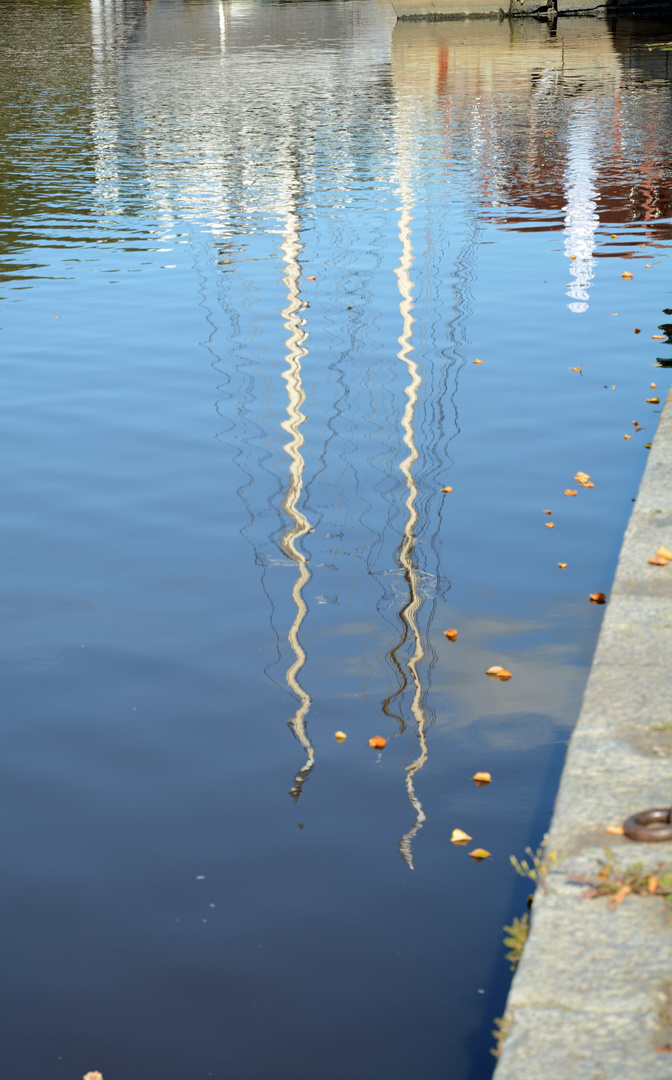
[0,3,671,1079]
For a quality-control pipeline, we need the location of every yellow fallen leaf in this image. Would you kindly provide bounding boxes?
[545,522,554,529]
[451,828,472,845]
[543,509,553,515]
[571,366,582,372]
[605,824,625,835]
[657,546,672,560]
[574,471,590,485]
[334,730,347,741]
[569,254,576,261]
[611,234,618,238]
[652,335,665,341]
[369,736,386,749]
[624,434,631,440]
[486,667,512,681]
[83,1074,103,1080]
[651,383,657,389]
[558,562,567,569]
[472,771,491,785]
[621,271,633,279]
[648,555,669,566]
[647,397,660,404]
[444,628,458,641]
[646,264,652,268]
[441,486,453,493]
[469,848,491,861]
[648,875,658,894]
[473,359,483,365]
[564,489,577,497]
[306,275,316,281]
[609,884,632,908]
[589,592,606,604]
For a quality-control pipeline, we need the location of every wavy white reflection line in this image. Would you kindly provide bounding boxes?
[279,208,314,801]
[393,166,429,869]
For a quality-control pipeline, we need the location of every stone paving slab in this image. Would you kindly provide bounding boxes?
[493,386,672,1079]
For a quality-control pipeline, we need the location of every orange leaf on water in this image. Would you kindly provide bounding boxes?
[624,434,631,440]
[486,666,511,681]
[647,397,660,404]
[651,383,657,389]
[589,592,606,604]
[472,771,491,786]
[545,522,554,529]
[334,730,347,741]
[564,489,577,497]
[558,563,567,569]
[543,509,553,515]
[444,628,458,641]
[571,366,582,372]
[441,486,453,493]
[652,335,665,341]
[306,275,316,281]
[621,271,634,279]
[83,1074,103,1080]
[473,359,483,365]
[634,328,641,333]
[368,736,386,750]
[469,848,491,861]
[451,828,472,845]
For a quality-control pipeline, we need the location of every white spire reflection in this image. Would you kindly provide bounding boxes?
[393,145,429,870]
[279,202,314,802]
[563,113,599,313]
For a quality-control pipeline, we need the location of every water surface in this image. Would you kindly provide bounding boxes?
[0,3,671,1078]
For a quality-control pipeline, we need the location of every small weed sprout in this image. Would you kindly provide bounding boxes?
[502,913,529,970]
[491,1014,512,1058]
[570,849,672,908]
[510,834,559,894]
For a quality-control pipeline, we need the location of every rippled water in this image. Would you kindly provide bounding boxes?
[0,3,671,1078]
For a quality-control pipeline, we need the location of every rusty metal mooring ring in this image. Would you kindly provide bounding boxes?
[623,808,672,842]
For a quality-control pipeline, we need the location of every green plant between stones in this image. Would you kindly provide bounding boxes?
[502,912,530,971]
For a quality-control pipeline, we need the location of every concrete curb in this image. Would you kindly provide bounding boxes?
[493,385,672,1079]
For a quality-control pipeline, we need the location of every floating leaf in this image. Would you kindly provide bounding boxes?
[545,522,554,529]
[574,471,592,487]
[444,628,458,641]
[624,434,631,440]
[658,546,672,560]
[605,824,624,835]
[486,666,512,681]
[571,366,582,372]
[621,271,634,279]
[651,383,657,389]
[564,489,577,497]
[469,848,492,861]
[334,730,347,741]
[441,486,453,493]
[306,275,316,281]
[634,328,641,333]
[652,335,665,341]
[368,736,386,749]
[83,1074,103,1080]
[589,592,606,604]
[543,509,553,515]
[558,562,567,569]
[647,397,660,404]
[569,254,577,261]
[472,771,492,786]
[451,828,472,845]
[648,554,670,566]
[611,234,618,238]
[473,359,483,365]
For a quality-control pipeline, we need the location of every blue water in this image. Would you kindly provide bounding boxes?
[0,3,671,1078]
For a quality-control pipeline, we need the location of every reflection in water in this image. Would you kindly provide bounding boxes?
[279,200,314,802]
[564,110,599,313]
[387,141,429,870]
